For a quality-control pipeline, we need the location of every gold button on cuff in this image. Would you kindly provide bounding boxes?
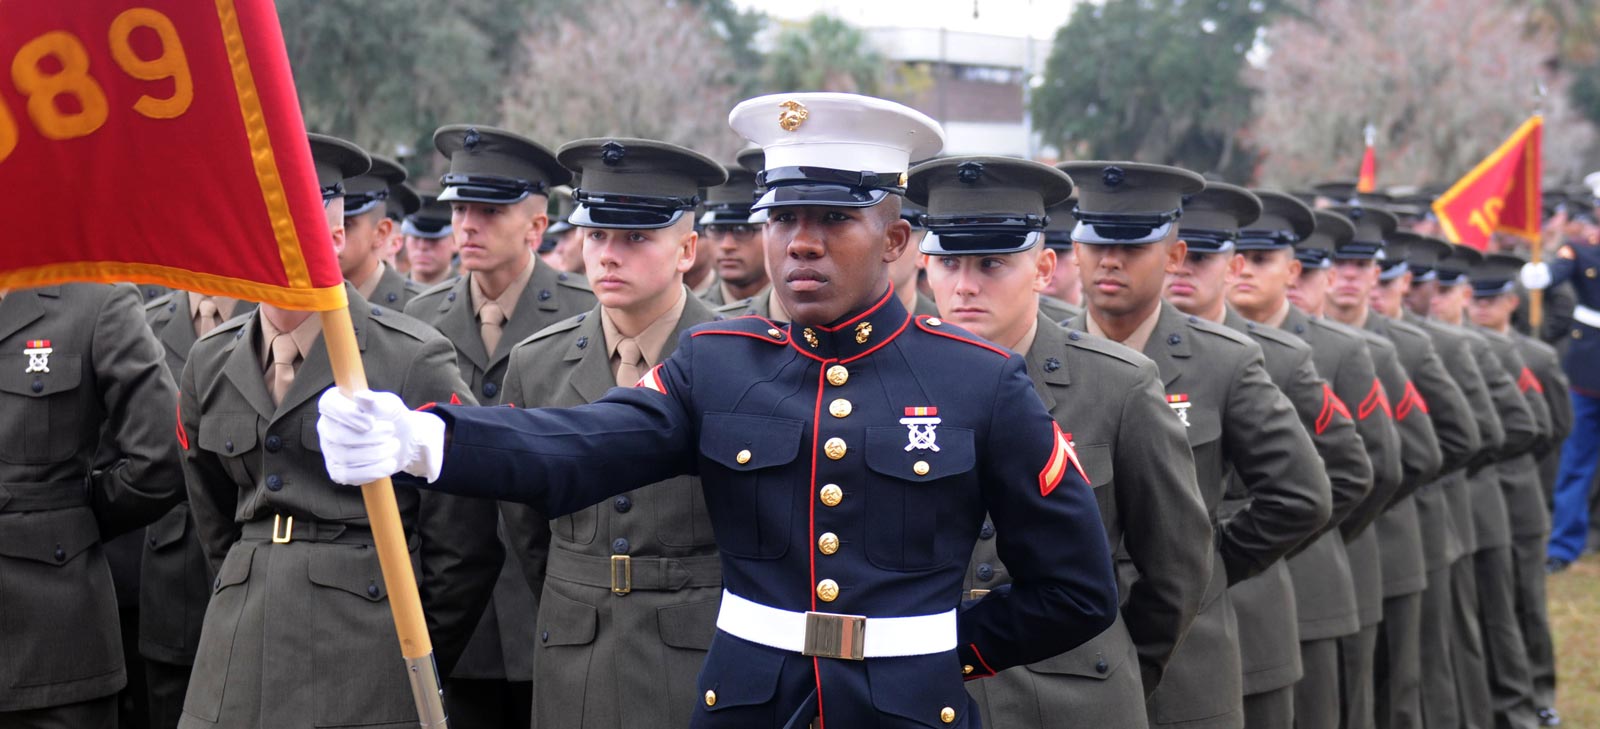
[913,460,930,476]
[927,317,943,327]
[816,579,839,602]
[736,449,752,465]
[704,690,716,707]
[824,438,847,460]
[941,706,956,723]
[818,532,840,555]
[962,664,974,676]
[826,365,849,386]
[829,399,852,418]
[820,484,843,507]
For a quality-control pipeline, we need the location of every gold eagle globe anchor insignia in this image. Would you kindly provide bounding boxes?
[778,100,809,132]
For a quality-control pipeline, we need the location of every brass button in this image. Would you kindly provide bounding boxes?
[829,398,852,418]
[962,664,974,676]
[816,579,839,602]
[826,365,849,386]
[927,317,943,327]
[913,460,930,476]
[818,532,840,555]
[767,328,781,338]
[941,706,956,724]
[704,690,716,707]
[820,484,843,507]
[1588,267,1597,279]
[824,438,847,460]
[736,449,752,465]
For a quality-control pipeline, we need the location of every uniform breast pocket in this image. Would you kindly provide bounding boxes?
[697,413,803,559]
[863,426,976,571]
[197,414,260,488]
[0,354,84,464]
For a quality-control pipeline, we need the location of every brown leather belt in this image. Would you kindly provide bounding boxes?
[544,547,721,595]
[240,515,378,545]
[0,480,90,512]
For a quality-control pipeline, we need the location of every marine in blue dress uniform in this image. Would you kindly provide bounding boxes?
[1522,238,1600,571]
[316,92,1119,729]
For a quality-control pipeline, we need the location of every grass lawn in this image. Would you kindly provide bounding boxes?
[1550,552,1599,725]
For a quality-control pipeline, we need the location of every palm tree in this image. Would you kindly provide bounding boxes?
[763,14,886,94]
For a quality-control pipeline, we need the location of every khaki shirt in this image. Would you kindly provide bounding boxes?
[470,255,537,322]
[599,286,688,384]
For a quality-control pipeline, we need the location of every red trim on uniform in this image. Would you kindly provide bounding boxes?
[1358,378,1391,421]
[1315,383,1352,435]
[914,315,1011,359]
[1518,366,1544,394]
[416,402,437,412]
[814,285,895,333]
[969,643,997,677]
[175,401,189,450]
[690,329,789,345]
[1394,381,1429,421]
[840,310,911,364]
[448,393,462,405]
[807,363,831,729]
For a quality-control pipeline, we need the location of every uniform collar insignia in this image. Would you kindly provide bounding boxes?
[786,286,911,364]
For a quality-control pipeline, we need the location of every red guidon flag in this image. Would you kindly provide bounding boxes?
[1357,123,1378,193]
[1432,115,1543,252]
[0,0,344,311]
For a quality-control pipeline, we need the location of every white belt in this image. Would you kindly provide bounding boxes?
[715,589,957,660]
[1574,304,1600,330]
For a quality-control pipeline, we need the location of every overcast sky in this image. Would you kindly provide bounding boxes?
[732,0,1078,40]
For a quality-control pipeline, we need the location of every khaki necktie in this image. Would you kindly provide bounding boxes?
[615,337,644,387]
[196,297,220,336]
[480,301,506,356]
[268,333,299,406]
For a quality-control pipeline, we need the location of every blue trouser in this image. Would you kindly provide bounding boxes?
[1548,390,1600,562]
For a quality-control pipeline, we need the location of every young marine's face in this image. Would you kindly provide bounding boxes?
[1330,259,1379,313]
[1429,281,1469,322]
[1288,265,1331,313]
[1230,248,1300,316]
[339,209,386,279]
[1468,292,1517,331]
[1368,270,1409,318]
[707,223,768,289]
[764,203,907,326]
[1164,249,1237,318]
[582,218,695,313]
[1041,247,1080,304]
[1403,278,1436,317]
[406,235,458,280]
[925,247,1054,348]
[452,197,546,274]
[1075,237,1186,318]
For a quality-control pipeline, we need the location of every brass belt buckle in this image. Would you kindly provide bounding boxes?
[610,555,631,595]
[967,589,990,600]
[802,611,866,661]
[271,514,294,544]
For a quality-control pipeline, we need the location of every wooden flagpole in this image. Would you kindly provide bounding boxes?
[320,306,449,728]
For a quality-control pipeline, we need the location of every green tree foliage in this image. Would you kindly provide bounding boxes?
[1031,0,1282,178]
[763,14,885,95]
[276,0,567,177]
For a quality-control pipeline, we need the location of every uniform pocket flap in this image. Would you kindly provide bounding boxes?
[1077,443,1114,488]
[866,654,969,726]
[197,414,259,456]
[657,596,720,650]
[306,547,386,602]
[864,426,975,483]
[700,633,783,711]
[1184,407,1222,447]
[0,355,81,396]
[145,506,191,551]
[1025,618,1132,679]
[699,413,803,471]
[0,507,101,564]
[537,589,597,646]
[214,543,254,592]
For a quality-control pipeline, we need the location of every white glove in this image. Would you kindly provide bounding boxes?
[1520,261,1552,290]
[317,388,446,485]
